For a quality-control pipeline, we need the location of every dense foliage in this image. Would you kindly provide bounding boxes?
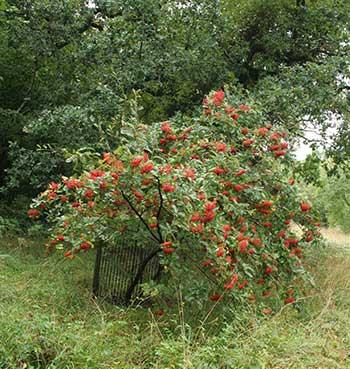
[1,0,350,210]
[302,164,350,232]
[30,91,321,307]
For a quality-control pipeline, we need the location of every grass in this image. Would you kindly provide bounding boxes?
[0,230,350,368]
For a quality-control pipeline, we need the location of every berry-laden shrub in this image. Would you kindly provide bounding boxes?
[29,90,321,309]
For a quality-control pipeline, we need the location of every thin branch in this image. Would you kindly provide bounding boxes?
[180,250,218,287]
[343,194,350,208]
[139,41,143,61]
[155,176,164,243]
[54,15,104,50]
[296,0,306,7]
[16,60,38,113]
[120,190,161,243]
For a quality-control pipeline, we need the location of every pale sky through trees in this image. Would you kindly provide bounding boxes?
[294,117,340,160]
[295,141,312,160]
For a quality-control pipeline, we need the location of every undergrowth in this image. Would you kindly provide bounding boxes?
[0,233,349,368]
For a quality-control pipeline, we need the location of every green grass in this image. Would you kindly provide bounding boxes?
[1,234,350,368]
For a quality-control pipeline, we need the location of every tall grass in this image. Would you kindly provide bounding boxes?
[0,232,350,368]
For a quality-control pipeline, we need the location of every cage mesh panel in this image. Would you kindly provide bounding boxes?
[93,240,160,305]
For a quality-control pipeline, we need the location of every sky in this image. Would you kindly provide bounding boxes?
[294,141,312,161]
[293,116,340,160]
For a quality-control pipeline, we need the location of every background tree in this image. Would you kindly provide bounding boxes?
[1,0,349,228]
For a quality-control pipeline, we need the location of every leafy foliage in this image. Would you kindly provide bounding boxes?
[303,163,350,232]
[1,0,350,198]
[30,90,321,309]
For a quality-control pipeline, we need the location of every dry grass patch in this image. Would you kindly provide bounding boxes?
[321,228,350,249]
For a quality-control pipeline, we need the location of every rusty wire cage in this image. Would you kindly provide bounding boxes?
[92,238,161,305]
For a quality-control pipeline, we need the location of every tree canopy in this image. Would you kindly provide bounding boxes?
[1,0,349,209]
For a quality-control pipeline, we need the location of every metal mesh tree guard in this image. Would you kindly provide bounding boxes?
[92,239,161,305]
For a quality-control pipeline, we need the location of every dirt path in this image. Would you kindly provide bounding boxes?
[322,228,350,249]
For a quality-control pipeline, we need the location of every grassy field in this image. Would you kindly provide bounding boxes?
[1,230,350,368]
